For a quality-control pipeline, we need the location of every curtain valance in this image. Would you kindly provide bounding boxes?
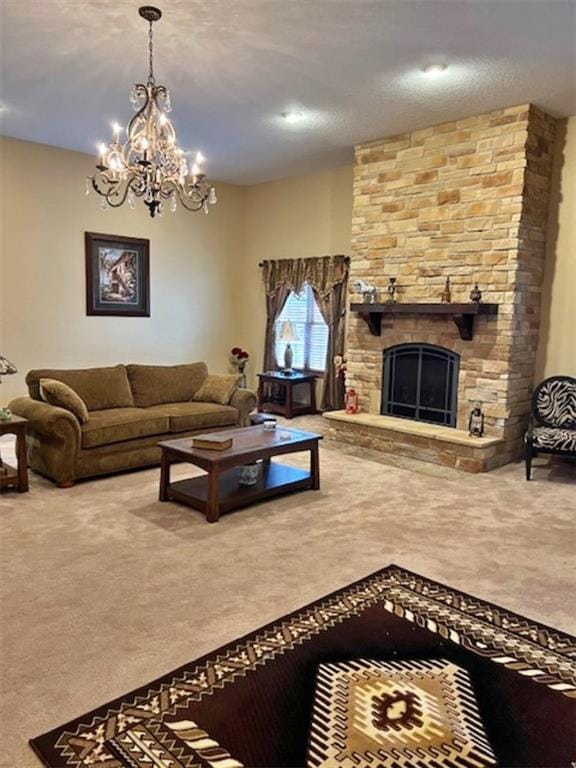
[260,255,350,299]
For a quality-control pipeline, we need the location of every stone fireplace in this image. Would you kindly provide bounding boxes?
[324,104,556,472]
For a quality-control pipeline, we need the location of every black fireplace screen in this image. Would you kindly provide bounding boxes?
[381,344,459,427]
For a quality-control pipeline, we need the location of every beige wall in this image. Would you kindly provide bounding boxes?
[0,137,245,401]
[238,165,353,388]
[535,116,576,379]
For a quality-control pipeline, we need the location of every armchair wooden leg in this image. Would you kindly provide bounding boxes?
[525,442,533,481]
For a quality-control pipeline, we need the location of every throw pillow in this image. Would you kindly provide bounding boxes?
[192,374,240,406]
[40,378,89,424]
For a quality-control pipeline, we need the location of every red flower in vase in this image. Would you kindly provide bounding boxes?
[230,347,250,366]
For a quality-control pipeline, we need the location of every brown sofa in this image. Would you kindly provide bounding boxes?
[9,363,256,487]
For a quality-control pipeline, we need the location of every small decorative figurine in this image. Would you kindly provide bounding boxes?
[334,354,347,380]
[468,401,485,437]
[345,388,359,414]
[386,277,397,304]
[441,277,451,303]
[353,279,378,304]
[470,283,482,303]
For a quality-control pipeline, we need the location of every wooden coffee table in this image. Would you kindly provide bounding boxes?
[158,426,321,523]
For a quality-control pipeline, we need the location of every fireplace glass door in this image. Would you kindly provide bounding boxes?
[381,344,459,427]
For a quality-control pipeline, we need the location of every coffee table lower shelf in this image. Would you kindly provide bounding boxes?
[165,462,313,519]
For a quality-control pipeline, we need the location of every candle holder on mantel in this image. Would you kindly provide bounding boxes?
[386,277,397,304]
[470,284,482,303]
[441,277,452,303]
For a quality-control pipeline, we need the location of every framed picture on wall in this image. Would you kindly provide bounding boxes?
[85,232,150,317]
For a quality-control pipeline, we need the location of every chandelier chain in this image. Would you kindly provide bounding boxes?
[148,20,155,84]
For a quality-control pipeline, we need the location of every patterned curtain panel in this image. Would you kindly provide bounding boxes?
[261,255,350,409]
[312,279,348,411]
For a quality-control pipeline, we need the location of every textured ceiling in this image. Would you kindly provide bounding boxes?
[1,0,575,184]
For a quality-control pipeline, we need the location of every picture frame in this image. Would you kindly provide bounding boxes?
[85,232,150,317]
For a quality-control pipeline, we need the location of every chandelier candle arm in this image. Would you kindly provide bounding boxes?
[87,6,217,218]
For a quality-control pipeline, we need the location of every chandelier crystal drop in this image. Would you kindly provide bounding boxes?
[88,6,217,218]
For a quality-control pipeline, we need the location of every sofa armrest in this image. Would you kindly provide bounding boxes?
[230,388,257,427]
[9,397,81,440]
[8,397,81,484]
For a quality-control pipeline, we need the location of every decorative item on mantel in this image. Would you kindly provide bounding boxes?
[353,279,378,304]
[470,284,482,303]
[441,277,452,303]
[386,276,398,304]
[0,355,18,421]
[87,6,217,218]
[468,401,485,437]
[230,347,250,388]
[278,321,299,374]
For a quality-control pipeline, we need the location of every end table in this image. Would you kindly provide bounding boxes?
[257,371,318,419]
[0,415,29,493]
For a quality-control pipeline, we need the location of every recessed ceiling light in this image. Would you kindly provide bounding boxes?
[421,63,448,77]
[281,110,304,124]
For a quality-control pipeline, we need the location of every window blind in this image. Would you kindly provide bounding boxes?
[274,283,329,372]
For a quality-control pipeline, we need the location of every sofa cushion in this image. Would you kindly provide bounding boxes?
[193,374,240,405]
[81,408,169,449]
[39,378,90,424]
[27,365,134,411]
[127,363,208,407]
[146,402,238,433]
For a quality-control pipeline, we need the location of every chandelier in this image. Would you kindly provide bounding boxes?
[87,6,217,218]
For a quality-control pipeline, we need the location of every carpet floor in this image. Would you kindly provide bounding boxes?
[1,417,575,767]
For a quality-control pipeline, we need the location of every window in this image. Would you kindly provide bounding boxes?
[274,283,328,372]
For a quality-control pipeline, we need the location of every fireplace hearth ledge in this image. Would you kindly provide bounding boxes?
[323,411,502,447]
[322,411,505,472]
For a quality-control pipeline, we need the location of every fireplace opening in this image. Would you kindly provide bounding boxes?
[381,344,459,427]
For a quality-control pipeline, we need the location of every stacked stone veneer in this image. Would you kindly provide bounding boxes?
[344,104,556,469]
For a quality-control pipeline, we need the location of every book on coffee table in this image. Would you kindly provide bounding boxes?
[192,433,233,451]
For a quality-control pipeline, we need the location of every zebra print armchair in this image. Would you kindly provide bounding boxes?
[525,375,576,480]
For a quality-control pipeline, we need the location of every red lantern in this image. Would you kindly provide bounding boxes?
[345,388,359,414]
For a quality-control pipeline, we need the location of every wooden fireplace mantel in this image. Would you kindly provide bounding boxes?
[350,302,499,341]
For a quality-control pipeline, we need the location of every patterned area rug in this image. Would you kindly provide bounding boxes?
[31,566,576,768]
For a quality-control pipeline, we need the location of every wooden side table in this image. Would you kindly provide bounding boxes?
[0,415,29,493]
[257,372,318,419]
